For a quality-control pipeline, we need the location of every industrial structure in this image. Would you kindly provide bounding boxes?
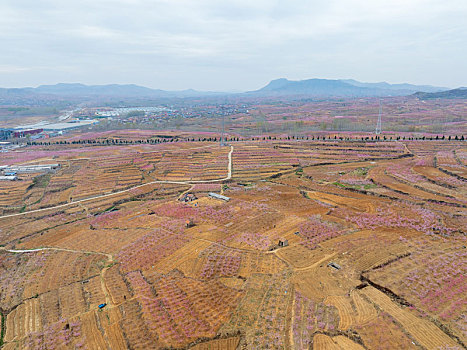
[0,129,13,140]
[0,164,60,181]
[10,120,98,140]
[5,164,60,173]
[13,129,43,138]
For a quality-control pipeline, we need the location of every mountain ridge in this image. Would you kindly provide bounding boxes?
[0,83,223,98]
[413,87,467,99]
[249,78,448,97]
[0,79,452,103]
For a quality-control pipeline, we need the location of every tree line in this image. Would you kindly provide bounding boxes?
[25,134,465,146]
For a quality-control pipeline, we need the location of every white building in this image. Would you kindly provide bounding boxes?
[208,192,230,201]
[0,175,17,181]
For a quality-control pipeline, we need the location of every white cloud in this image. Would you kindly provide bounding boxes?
[72,26,120,39]
[0,0,466,89]
[0,65,31,73]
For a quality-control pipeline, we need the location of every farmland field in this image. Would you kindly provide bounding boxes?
[0,137,465,350]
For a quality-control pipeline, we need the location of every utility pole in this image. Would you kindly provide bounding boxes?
[375,100,382,135]
[221,112,225,146]
[220,105,226,146]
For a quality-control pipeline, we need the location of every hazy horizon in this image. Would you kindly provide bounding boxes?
[0,77,456,93]
[1,0,466,91]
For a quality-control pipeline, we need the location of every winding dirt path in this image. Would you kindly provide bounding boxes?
[0,246,112,260]
[292,252,338,272]
[0,145,234,316]
[100,265,113,306]
[0,246,115,308]
[0,146,234,220]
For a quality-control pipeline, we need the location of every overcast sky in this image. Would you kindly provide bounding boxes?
[1,0,466,91]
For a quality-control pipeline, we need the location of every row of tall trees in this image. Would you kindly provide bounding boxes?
[25,134,465,147]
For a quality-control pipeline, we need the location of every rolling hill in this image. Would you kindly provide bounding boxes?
[414,87,467,99]
[249,78,447,97]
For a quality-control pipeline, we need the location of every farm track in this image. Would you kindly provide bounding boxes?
[0,146,235,348]
[100,264,114,307]
[0,246,116,310]
[289,253,337,272]
[0,246,112,260]
[0,145,233,220]
[2,140,466,349]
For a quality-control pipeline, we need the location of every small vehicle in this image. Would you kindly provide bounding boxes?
[98,303,107,309]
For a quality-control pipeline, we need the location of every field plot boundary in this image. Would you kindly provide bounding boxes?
[360,286,462,349]
[0,146,233,220]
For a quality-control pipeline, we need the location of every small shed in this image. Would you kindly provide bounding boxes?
[180,193,197,202]
[278,239,289,247]
[327,262,341,270]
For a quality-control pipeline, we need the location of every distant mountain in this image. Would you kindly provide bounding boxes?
[341,79,446,93]
[0,80,455,106]
[0,83,224,99]
[31,83,162,96]
[250,78,448,97]
[252,78,374,97]
[413,87,467,99]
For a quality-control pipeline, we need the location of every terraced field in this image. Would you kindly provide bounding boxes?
[0,139,465,349]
